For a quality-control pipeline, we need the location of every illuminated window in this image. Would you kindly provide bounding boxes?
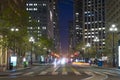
[85,36,87,38]
[53,6,55,9]
[26,8,28,11]
[29,20,32,22]
[29,8,33,11]
[38,20,40,22]
[38,31,40,33]
[29,17,31,19]
[42,26,46,30]
[77,32,79,34]
[34,3,37,6]
[76,13,79,15]
[38,27,40,29]
[34,8,37,11]
[99,28,101,30]
[91,28,94,31]
[38,34,42,36]
[53,22,56,24]
[76,20,79,22]
[76,27,79,29]
[103,42,105,44]
[30,27,33,29]
[85,29,87,31]
[26,4,28,6]
[29,3,33,6]
[102,27,105,29]
[92,32,95,34]
[43,3,46,6]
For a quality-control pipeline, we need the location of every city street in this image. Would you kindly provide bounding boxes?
[0,0,120,80]
[0,63,120,80]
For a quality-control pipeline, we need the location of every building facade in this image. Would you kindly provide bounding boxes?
[26,0,49,40]
[26,0,60,52]
[73,0,105,52]
[68,20,74,54]
[106,0,120,27]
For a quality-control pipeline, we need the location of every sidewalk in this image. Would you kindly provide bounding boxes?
[91,64,120,74]
[0,66,31,76]
[0,65,31,72]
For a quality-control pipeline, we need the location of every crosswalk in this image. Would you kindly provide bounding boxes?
[9,67,90,77]
[9,68,116,77]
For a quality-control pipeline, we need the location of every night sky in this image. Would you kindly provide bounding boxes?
[58,0,73,54]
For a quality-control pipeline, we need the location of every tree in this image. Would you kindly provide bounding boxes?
[0,0,30,56]
[35,36,54,55]
[105,32,119,56]
[75,41,85,51]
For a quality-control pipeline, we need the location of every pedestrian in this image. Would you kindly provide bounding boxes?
[89,59,92,66]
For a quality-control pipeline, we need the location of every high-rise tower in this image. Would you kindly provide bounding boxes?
[73,0,105,51]
[26,0,60,52]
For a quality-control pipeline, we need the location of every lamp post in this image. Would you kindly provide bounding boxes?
[82,47,85,60]
[10,28,19,54]
[29,37,35,65]
[109,24,118,67]
[93,37,99,58]
[86,43,91,58]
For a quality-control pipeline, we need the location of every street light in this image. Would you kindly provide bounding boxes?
[86,43,91,58]
[29,37,35,65]
[109,24,118,67]
[93,37,99,58]
[82,47,85,59]
[10,28,19,54]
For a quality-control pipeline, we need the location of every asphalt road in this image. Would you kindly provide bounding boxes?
[0,64,120,80]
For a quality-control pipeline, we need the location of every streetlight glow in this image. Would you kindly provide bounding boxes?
[86,43,91,47]
[109,24,118,32]
[11,28,19,32]
[29,37,35,42]
[93,37,99,42]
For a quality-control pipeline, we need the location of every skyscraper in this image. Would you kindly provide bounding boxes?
[26,0,49,40]
[26,0,60,52]
[73,0,105,51]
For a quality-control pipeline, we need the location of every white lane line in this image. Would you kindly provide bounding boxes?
[71,67,81,75]
[54,66,60,72]
[84,71,92,76]
[82,71,94,80]
[39,71,47,75]
[103,72,117,76]
[62,72,67,75]
[74,71,81,75]
[10,72,22,75]
[52,71,58,75]
[23,72,34,76]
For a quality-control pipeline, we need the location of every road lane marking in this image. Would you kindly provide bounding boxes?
[103,72,117,76]
[52,71,58,75]
[62,67,67,75]
[23,72,34,76]
[84,71,92,75]
[71,67,81,75]
[10,72,22,76]
[39,71,47,75]
[53,66,60,72]
[62,72,67,75]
